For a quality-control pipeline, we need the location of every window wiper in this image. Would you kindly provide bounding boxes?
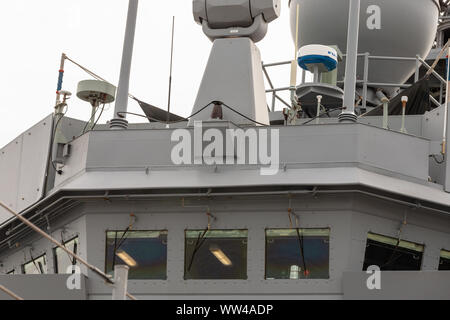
[72,242,78,266]
[112,227,132,269]
[29,249,42,275]
[38,261,44,274]
[187,228,209,272]
[295,228,308,277]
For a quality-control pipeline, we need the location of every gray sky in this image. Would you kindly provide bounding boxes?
[0,0,297,148]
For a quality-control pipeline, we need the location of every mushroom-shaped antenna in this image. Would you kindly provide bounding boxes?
[77,80,116,107]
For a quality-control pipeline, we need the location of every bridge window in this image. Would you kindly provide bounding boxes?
[22,254,47,274]
[105,230,167,280]
[265,228,330,280]
[439,249,450,271]
[54,237,79,274]
[363,233,424,271]
[184,230,248,280]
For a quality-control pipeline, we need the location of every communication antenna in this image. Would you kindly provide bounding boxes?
[77,80,116,132]
[167,16,176,126]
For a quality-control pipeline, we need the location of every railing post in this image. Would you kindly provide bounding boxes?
[415,55,421,83]
[272,93,276,112]
[112,265,130,300]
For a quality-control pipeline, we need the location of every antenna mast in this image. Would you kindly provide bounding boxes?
[110,0,139,130]
[167,16,176,126]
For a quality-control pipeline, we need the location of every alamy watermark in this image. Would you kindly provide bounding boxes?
[66,265,82,290]
[171,121,280,176]
[366,265,381,290]
[366,5,381,30]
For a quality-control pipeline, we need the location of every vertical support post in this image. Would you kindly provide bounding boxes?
[110,0,139,130]
[271,93,276,112]
[312,66,320,83]
[339,0,361,123]
[362,52,369,111]
[112,265,130,300]
[400,96,408,134]
[166,16,176,126]
[444,47,450,192]
[415,56,420,83]
[376,90,389,130]
[290,4,300,109]
[382,101,389,129]
[316,95,322,125]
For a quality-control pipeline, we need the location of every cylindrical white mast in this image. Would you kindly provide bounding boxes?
[110,0,139,130]
[339,0,361,123]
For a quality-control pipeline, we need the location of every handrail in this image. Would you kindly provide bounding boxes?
[263,53,446,111]
[0,284,23,300]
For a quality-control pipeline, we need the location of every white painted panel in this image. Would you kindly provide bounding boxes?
[0,115,52,224]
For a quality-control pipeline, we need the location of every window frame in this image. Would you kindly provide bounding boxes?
[264,228,331,280]
[439,249,450,270]
[363,232,425,271]
[184,229,249,280]
[104,230,168,280]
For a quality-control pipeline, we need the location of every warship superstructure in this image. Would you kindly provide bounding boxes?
[0,0,449,300]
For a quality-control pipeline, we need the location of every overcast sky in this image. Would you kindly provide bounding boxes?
[0,0,298,148]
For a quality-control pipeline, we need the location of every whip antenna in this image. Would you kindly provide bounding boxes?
[167,16,176,126]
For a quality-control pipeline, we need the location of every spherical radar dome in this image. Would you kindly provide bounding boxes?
[289,0,440,88]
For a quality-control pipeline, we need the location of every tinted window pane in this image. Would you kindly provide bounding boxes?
[54,237,79,274]
[265,229,330,279]
[23,255,47,274]
[185,230,248,280]
[363,233,424,271]
[439,250,450,271]
[105,231,167,280]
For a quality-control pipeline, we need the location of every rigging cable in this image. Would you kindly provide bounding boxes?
[301,107,345,125]
[430,154,445,164]
[118,100,271,127]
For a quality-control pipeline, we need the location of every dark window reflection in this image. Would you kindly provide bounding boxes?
[363,233,424,271]
[105,231,167,280]
[265,229,330,280]
[439,250,450,271]
[185,230,248,280]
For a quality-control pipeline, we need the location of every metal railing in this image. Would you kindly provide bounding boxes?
[262,53,447,112]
